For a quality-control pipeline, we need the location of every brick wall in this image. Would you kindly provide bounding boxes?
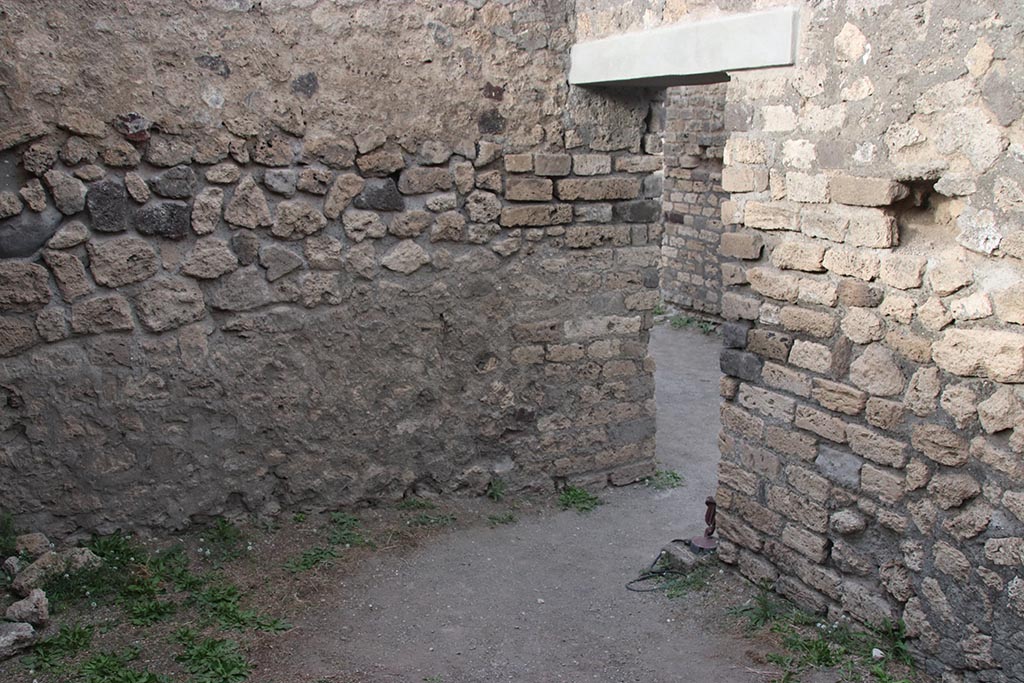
[711,2,1024,681]
[660,84,729,315]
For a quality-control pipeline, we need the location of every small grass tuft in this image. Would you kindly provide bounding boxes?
[669,314,693,329]
[407,513,456,528]
[148,545,206,592]
[487,512,517,527]
[285,513,373,572]
[735,587,918,683]
[644,469,683,490]
[328,513,374,548]
[661,564,712,598]
[284,546,339,573]
[697,320,718,334]
[485,477,508,502]
[124,593,178,626]
[396,498,436,511]
[174,630,251,683]
[192,582,290,632]
[558,486,602,513]
[202,517,246,564]
[78,646,170,683]
[23,623,94,672]
[733,584,788,631]
[668,314,718,335]
[43,533,146,612]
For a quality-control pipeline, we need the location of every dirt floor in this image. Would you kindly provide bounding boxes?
[253,323,760,683]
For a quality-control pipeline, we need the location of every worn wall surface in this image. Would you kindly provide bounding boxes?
[709,1,1024,681]
[0,0,663,535]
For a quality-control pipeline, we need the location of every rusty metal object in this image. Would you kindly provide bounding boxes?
[690,496,718,552]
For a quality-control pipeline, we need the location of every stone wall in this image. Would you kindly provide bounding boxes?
[577,0,1024,678]
[710,1,1024,681]
[660,83,729,315]
[0,0,663,535]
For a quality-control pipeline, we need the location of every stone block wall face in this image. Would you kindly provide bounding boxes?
[710,1,1024,680]
[661,84,729,315]
[0,1,663,535]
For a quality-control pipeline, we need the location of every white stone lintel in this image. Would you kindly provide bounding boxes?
[569,7,800,87]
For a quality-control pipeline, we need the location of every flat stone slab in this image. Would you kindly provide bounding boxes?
[661,539,706,572]
[569,7,799,87]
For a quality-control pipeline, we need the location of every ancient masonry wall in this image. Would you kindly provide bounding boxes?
[0,1,662,535]
[710,1,1024,681]
[660,84,729,315]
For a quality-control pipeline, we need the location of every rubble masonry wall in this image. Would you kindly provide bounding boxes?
[0,0,663,535]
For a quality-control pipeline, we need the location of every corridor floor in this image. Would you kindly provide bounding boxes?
[254,324,769,683]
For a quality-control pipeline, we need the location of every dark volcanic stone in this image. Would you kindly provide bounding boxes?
[196,54,230,77]
[87,179,128,233]
[613,200,661,223]
[291,72,319,98]
[0,205,62,257]
[720,349,763,382]
[721,321,751,349]
[150,166,197,199]
[230,232,260,266]
[353,178,405,212]
[113,113,153,142]
[132,201,190,240]
[478,108,506,134]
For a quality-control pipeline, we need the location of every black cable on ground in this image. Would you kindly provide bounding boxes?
[625,540,691,593]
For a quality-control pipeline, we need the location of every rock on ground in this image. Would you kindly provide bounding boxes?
[0,623,35,661]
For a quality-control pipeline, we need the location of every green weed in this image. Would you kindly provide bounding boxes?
[78,647,170,683]
[396,498,436,510]
[292,512,307,523]
[669,314,693,329]
[285,513,372,572]
[731,582,788,630]
[738,591,917,683]
[661,564,712,598]
[487,512,517,526]
[874,618,913,666]
[558,486,601,513]
[652,302,667,316]
[148,545,206,592]
[23,623,94,671]
[697,320,718,334]
[644,469,683,490]
[407,513,456,527]
[125,593,177,626]
[668,314,718,334]
[284,546,338,573]
[201,518,246,564]
[328,513,373,548]
[870,662,912,683]
[45,533,149,611]
[175,630,251,683]
[486,477,508,502]
[192,583,289,632]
